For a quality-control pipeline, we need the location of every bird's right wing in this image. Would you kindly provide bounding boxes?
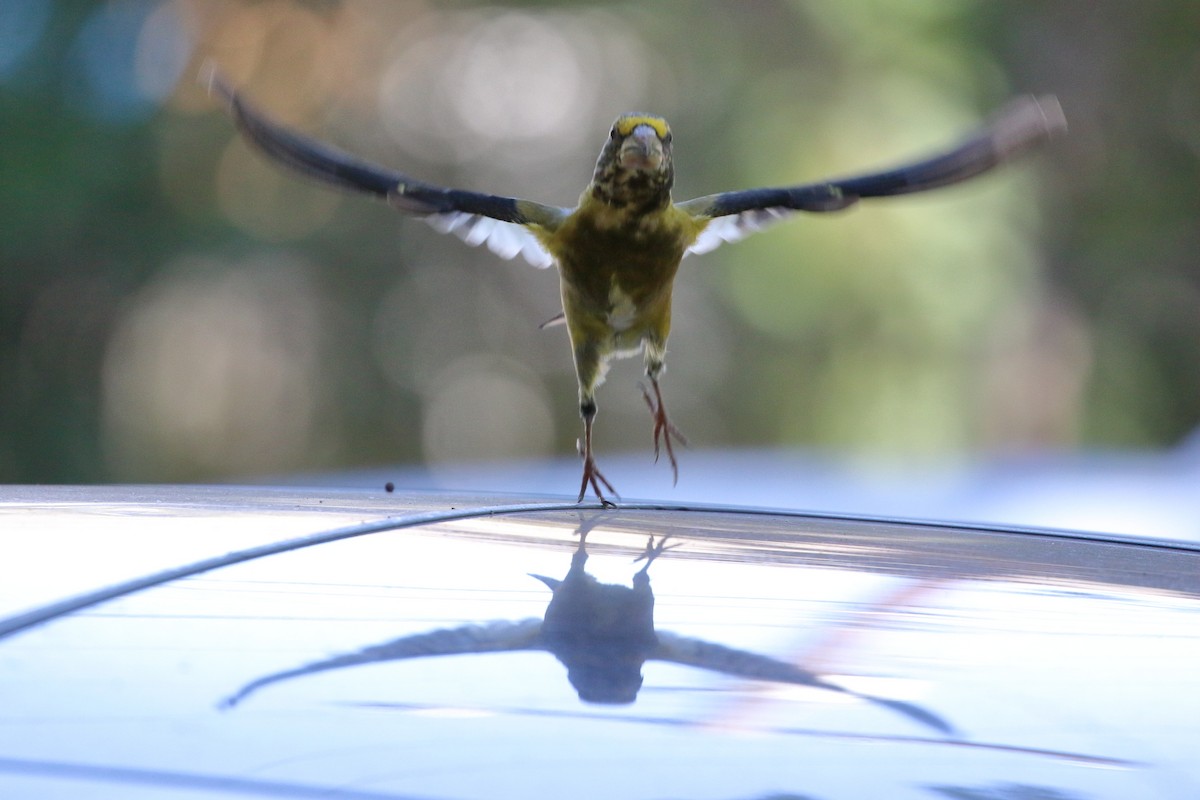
[206,67,567,268]
[679,94,1066,256]
[219,619,545,709]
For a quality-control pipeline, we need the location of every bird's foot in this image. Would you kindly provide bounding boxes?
[576,441,618,508]
[640,382,688,485]
[634,534,680,567]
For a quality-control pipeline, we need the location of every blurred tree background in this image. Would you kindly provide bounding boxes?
[1,0,1198,485]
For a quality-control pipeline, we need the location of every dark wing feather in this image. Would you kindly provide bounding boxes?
[206,68,564,268]
[652,631,955,735]
[219,619,545,709]
[680,94,1066,256]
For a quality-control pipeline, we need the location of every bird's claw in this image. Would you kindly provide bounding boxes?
[634,534,680,566]
[577,439,618,508]
[640,382,688,485]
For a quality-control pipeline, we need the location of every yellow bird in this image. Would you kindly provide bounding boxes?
[207,70,1064,505]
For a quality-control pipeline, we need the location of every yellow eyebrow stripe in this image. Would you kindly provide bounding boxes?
[615,115,670,140]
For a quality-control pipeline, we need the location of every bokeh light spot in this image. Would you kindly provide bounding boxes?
[421,355,555,465]
[66,1,192,124]
[449,13,585,143]
[102,255,331,479]
[0,0,52,79]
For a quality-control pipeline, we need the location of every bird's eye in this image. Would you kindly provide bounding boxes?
[610,127,619,140]
[663,132,672,144]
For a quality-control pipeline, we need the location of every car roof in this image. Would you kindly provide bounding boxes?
[2,485,1197,799]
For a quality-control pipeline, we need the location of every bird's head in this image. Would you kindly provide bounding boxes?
[590,113,674,211]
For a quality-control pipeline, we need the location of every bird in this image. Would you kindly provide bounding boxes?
[529,526,677,704]
[206,67,1065,505]
[218,523,955,734]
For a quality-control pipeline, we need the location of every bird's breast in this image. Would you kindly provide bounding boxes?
[606,282,639,332]
[551,206,690,310]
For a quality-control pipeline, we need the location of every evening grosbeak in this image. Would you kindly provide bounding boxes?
[207,69,1065,505]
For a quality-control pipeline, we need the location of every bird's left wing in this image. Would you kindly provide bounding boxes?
[652,631,955,734]
[679,94,1066,256]
[206,68,567,268]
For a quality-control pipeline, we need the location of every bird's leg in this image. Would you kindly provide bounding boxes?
[633,534,681,590]
[577,399,617,507]
[568,513,605,571]
[634,535,679,566]
[640,374,688,485]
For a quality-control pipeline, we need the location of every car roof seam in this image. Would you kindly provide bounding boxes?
[0,500,585,642]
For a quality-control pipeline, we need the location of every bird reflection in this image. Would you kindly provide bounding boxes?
[221,525,953,734]
[532,531,673,704]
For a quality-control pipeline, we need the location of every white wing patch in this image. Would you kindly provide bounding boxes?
[424,212,555,268]
[685,207,793,256]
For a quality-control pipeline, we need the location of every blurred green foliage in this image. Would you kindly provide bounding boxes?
[1,0,1198,483]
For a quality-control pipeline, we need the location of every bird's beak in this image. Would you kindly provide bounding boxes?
[619,125,664,171]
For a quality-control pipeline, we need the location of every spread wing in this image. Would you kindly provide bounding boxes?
[652,631,955,735]
[207,68,566,268]
[679,94,1066,256]
[219,619,545,709]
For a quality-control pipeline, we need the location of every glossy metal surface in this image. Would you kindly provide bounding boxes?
[1,486,1197,799]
